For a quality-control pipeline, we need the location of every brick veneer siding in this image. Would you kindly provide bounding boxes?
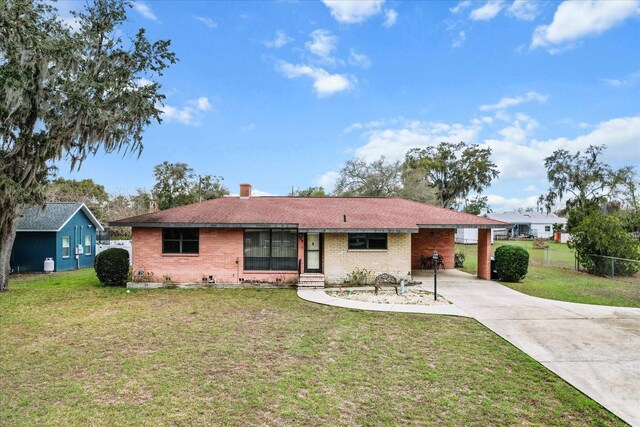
[323,233,411,284]
[477,228,491,280]
[411,228,455,269]
[132,227,302,284]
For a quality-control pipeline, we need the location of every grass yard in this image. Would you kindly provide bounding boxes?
[0,269,624,426]
[456,241,640,308]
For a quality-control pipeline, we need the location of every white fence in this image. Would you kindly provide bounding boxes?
[96,240,132,265]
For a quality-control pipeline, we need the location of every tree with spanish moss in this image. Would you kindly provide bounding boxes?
[0,0,176,291]
[537,145,633,231]
[403,142,499,209]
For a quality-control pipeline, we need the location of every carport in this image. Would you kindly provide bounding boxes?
[411,226,498,280]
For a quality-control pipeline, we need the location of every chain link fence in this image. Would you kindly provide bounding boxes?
[576,254,640,283]
[454,239,640,284]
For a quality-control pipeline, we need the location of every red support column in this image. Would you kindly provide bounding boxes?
[477,229,491,280]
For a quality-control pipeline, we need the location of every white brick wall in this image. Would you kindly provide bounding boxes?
[323,233,411,284]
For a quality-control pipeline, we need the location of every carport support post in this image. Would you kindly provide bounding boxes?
[477,229,491,280]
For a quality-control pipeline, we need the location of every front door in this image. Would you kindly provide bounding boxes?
[305,233,322,273]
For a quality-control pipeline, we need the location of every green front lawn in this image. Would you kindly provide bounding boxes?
[0,269,623,425]
[456,241,640,308]
[503,265,640,307]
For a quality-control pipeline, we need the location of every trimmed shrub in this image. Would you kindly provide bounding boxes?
[495,245,529,282]
[94,248,130,286]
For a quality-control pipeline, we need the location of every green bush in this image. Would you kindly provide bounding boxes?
[344,268,373,286]
[94,248,130,286]
[495,245,529,282]
[569,212,640,277]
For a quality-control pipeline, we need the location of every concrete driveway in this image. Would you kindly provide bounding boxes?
[413,270,640,426]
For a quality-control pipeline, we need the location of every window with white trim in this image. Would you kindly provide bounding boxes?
[62,236,70,258]
[84,234,92,255]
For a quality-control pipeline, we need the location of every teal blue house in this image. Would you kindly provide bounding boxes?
[10,203,104,273]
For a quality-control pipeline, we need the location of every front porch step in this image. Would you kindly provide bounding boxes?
[298,273,325,288]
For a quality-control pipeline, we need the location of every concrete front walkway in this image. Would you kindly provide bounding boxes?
[412,269,640,426]
[297,287,469,316]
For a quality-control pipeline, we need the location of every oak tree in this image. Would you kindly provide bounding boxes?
[538,145,633,230]
[0,0,176,290]
[404,142,499,208]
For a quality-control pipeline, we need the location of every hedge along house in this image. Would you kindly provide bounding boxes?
[111,184,507,286]
[10,202,104,273]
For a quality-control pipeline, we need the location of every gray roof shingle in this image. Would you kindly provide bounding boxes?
[17,202,84,231]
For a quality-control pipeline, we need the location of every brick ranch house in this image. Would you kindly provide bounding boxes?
[111,184,507,286]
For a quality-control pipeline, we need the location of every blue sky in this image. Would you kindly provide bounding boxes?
[57,0,640,211]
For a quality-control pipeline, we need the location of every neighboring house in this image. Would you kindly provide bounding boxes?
[455,211,567,243]
[10,202,104,273]
[111,184,507,285]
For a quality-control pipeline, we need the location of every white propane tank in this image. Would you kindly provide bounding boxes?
[44,258,55,273]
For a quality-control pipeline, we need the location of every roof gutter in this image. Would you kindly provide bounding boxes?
[110,222,300,229]
[417,223,512,229]
[300,228,419,233]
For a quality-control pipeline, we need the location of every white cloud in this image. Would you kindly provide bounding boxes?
[506,0,539,21]
[241,123,256,132]
[343,119,395,133]
[353,119,483,162]
[534,116,640,163]
[133,2,157,21]
[321,112,640,209]
[196,97,212,111]
[470,0,505,21]
[383,9,398,27]
[194,16,217,28]
[305,29,339,64]
[450,1,472,14]
[603,70,640,87]
[53,1,82,32]
[263,30,293,48]
[483,115,640,180]
[349,49,371,69]
[322,0,385,24]
[135,77,153,87]
[160,97,213,125]
[317,171,340,191]
[479,91,548,111]
[482,115,543,179]
[278,61,355,97]
[532,0,640,51]
[452,31,466,48]
[160,104,192,125]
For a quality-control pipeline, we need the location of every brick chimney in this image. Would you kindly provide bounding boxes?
[239,183,252,198]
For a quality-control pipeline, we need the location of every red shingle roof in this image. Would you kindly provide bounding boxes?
[111,197,507,231]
